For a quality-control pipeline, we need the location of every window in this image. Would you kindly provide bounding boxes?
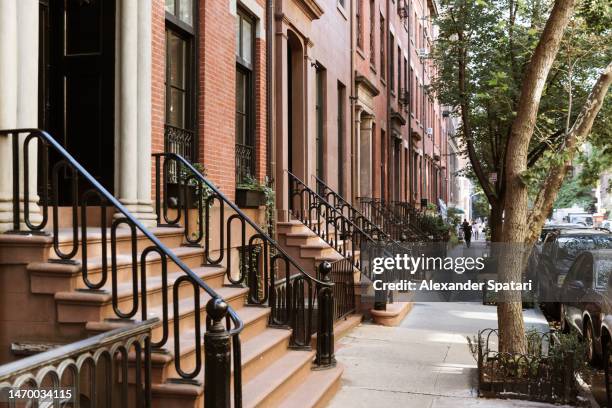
[389,33,395,92]
[315,67,326,180]
[338,82,346,194]
[403,56,408,107]
[356,0,363,49]
[380,14,385,80]
[369,0,375,67]
[235,9,256,183]
[410,68,415,114]
[165,0,197,164]
[398,46,402,97]
[166,0,193,26]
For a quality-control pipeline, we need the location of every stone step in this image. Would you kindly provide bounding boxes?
[28,245,206,294]
[276,364,344,408]
[156,326,291,384]
[54,265,231,323]
[51,227,185,261]
[242,348,315,408]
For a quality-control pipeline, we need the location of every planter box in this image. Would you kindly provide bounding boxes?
[235,188,265,208]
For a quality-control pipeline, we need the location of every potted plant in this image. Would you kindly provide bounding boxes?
[236,175,267,208]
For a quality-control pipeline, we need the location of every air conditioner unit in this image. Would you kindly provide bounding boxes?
[418,48,429,58]
[426,127,433,135]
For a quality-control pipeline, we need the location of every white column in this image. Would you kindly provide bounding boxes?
[136,0,156,225]
[17,0,41,226]
[117,1,139,212]
[0,0,18,232]
[359,115,374,198]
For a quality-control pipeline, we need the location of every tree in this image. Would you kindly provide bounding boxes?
[433,0,611,353]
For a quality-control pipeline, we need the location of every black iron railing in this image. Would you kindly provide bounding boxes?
[288,171,382,282]
[153,153,335,358]
[235,143,255,185]
[314,176,389,241]
[477,328,577,404]
[314,176,415,310]
[164,124,196,183]
[1,129,244,407]
[0,319,157,407]
[359,197,430,241]
[327,258,356,321]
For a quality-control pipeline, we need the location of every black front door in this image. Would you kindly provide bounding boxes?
[43,0,115,203]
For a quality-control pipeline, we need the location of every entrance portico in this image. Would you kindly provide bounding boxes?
[0,0,156,231]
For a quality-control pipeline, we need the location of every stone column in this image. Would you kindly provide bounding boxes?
[274,28,289,221]
[116,0,155,226]
[359,114,374,198]
[136,0,156,225]
[0,0,18,232]
[352,107,362,202]
[17,0,41,227]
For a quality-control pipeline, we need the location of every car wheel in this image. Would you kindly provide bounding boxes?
[585,321,600,365]
[559,305,569,334]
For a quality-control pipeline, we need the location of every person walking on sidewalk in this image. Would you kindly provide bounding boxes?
[461,219,472,248]
[472,221,479,240]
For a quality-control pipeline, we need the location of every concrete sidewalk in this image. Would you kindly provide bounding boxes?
[327,302,571,408]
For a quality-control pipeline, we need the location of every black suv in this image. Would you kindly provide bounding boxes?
[538,229,612,310]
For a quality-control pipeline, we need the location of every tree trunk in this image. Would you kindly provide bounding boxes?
[498,0,575,354]
[489,200,504,243]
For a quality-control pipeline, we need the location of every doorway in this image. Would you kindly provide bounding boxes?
[40,0,116,203]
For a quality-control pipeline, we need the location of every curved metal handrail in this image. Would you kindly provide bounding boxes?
[3,129,247,406]
[1,129,244,337]
[313,175,390,241]
[153,153,330,289]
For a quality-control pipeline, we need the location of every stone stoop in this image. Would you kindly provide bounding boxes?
[0,222,358,408]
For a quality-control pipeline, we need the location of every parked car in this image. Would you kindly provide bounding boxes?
[601,220,612,231]
[537,229,612,313]
[558,249,612,364]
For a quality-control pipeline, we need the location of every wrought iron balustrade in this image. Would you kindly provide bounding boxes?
[288,171,382,281]
[153,153,335,362]
[164,124,196,183]
[0,319,157,407]
[235,143,255,184]
[1,129,244,407]
[326,258,356,321]
[314,176,389,240]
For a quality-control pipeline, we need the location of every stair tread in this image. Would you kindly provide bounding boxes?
[55,264,228,303]
[55,226,184,244]
[276,363,344,408]
[163,324,288,370]
[242,349,315,408]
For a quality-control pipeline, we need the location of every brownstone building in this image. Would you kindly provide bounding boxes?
[0,0,450,406]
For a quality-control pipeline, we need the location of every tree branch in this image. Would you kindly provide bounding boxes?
[527,61,612,243]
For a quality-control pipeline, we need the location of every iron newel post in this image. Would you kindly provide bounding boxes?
[204,297,231,408]
[314,261,336,368]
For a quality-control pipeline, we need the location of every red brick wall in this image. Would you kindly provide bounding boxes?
[199,2,236,199]
[151,0,165,200]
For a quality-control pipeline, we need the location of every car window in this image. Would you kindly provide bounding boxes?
[558,237,596,258]
[593,236,612,249]
[564,256,583,284]
[595,259,612,289]
[579,258,593,288]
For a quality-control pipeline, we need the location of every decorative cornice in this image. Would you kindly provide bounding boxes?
[294,0,324,20]
[355,74,380,97]
[390,110,406,126]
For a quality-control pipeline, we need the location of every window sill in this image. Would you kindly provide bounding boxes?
[356,47,366,60]
[380,78,386,87]
[370,64,377,75]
